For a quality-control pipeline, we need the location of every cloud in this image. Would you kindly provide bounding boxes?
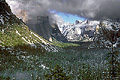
[6,0,120,21]
[49,13,65,25]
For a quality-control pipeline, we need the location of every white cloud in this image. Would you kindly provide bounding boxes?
[6,0,120,21]
[49,13,65,25]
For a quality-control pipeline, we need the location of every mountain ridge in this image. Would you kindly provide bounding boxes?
[58,19,100,42]
[58,18,120,48]
[0,0,58,52]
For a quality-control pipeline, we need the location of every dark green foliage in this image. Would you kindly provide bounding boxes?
[44,65,71,80]
[97,20,120,79]
[0,47,24,71]
[13,44,46,54]
[77,63,102,80]
[0,76,10,80]
[0,44,42,72]
[0,40,115,80]
[106,50,120,79]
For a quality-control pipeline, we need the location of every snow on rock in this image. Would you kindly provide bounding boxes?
[20,31,58,52]
[22,37,37,48]
[75,20,82,24]
[16,30,21,36]
[1,29,4,33]
[31,32,48,45]
[6,11,10,16]
[0,15,4,25]
[36,40,58,52]
[94,18,120,48]
[58,19,100,42]
[39,64,49,69]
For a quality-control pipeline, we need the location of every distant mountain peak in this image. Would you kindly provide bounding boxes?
[58,19,99,42]
[75,20,82,24]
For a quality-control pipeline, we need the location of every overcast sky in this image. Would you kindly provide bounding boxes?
[6,0,120,23]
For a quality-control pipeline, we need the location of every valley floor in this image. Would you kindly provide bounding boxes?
[0,42,120,80]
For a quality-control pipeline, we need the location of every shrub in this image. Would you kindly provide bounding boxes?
[44,65,71,80]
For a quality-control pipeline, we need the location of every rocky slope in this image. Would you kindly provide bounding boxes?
[0,0,57,52]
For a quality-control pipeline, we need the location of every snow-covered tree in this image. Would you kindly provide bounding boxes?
[94,18,120,48]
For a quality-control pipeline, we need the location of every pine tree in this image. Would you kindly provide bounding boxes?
[44,65,71,80]
[95,19,120,79]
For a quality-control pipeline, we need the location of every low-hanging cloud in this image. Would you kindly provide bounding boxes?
[6,0,120,21]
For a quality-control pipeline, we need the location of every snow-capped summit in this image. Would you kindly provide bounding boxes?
[58,19,100,42]
[57,17,120,47]
[75,20,82,24]
[88,21,100,26]
[58,22,72,33]
[81,19,89,24]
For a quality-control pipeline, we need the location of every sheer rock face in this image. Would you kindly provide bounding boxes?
[51,24,68,42]
[27,16,52,41]
[27,16,67,42]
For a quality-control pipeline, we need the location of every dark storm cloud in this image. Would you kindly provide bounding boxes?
[6,0,120,20]
[95,0,120,20]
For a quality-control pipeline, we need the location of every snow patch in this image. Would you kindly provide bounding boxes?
[113,38,120,47]
[31,32,48,45]
[0,15,4,24]
[22,37,37,48]
[16,30,21,36]
[6,11,10,15]
[0,40,3,44]
[39,64,49,69]
[1,29,4,33]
